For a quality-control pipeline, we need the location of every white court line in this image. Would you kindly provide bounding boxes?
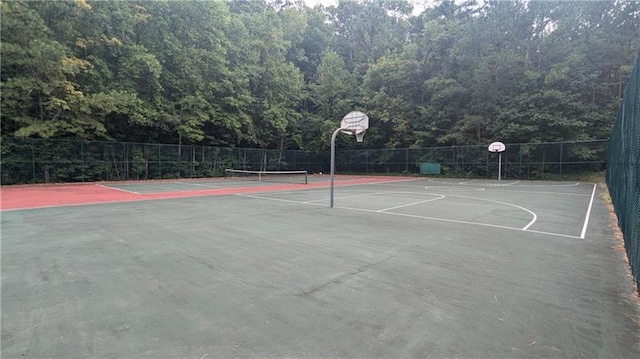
[371,182,486,191]
[503,182,580,187]
[425,186,486,192]
[305,192,377,203]
[478,181,521,187]
[427,179,580,187]
[378,210,580,239]
[425,192,538,231]
[328,204,577,239]
[236,192,561,238]
[377,195,445,212]
[95,184,140,194]
[170,181,220,188]
[580,183,597,239]
[305,190,441,204]
[242,188,538,232]
[238,193,325,207]
[485,189,591,197]
[458,179,478,185]
[373,183,586,196]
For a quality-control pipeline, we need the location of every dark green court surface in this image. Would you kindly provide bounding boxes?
[2,179,639,358]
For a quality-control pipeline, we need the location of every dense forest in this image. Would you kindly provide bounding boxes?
[1,0,639,151]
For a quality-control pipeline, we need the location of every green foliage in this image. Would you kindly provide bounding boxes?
[1,0,638,149]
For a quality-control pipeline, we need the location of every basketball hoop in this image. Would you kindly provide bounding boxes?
[488,141,506,153]
[330,111,370,207]
[340,111,369,138]
[487,141,506,180]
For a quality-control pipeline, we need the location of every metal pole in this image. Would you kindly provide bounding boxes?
[330,128,343,208]
[31,139,36,183]
[405,148,409,173]
[486,151,489,178]
[498,152,502,181]
[559,142,564,177]
[81,141,85,182]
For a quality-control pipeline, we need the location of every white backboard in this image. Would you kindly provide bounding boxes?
[488,141,506,153]
[340,111,369,135]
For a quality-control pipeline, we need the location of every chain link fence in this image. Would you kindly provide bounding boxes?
[0,138,325,184]
[607,53,640,292]
[1,138,607,185]
[338,140,607,179]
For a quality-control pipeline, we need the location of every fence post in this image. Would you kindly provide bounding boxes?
[81,141,85,182]
[405,148,409,173]
[518,145,522,179]
[122,142,127,180]
[559,142,564,177]
[486,150,489,178]
[31,138,36,183]
[158,144,162,178]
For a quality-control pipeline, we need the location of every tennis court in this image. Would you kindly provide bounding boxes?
[1,176,639,358]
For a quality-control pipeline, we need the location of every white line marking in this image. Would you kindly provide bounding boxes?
[580,184,597,239]
[427,179,580,187]
[305,192,376,203]
[171,181,219,188]
[428,193,538,231]
[525,229,582,239]
[486,189,591,197]
[95,184,140,194]
[375,182,486,191]
[517,182,580,187]
[334,205,576,239]
[424,186,486,192]
[377,195,445,212]
[238,194,325,206]
[379,210,579,239]
[2,200,140,212]
[458,179,477,185]
[236,193,569,239]
[241,188,538,231]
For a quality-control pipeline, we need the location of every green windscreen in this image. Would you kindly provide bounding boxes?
[606,53,640,292]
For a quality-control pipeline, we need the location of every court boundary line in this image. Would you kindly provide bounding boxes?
[483,188,591,197]
[236,192,568,239]
[377,195,445,212]
[430,193,538,230]
[304,192,376,203]
[170,181,221,188]
[372,182,487,192]
[95,184,140,194]
[373,182,591,196]
[241,188,538,231]
[580,183,597,239]
[427,179,580,187]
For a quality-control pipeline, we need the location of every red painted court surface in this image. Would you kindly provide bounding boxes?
[0,175,412,211]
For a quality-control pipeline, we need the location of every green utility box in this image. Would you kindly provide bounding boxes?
[419,162,441,175]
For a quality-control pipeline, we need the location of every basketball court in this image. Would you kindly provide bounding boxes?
[1,176,639,357]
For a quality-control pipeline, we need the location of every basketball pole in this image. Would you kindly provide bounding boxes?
[498,152,502,181]
[330,111,369,208]
[330,127,347,208]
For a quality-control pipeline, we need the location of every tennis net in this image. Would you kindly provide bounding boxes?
[224,169,308,184]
